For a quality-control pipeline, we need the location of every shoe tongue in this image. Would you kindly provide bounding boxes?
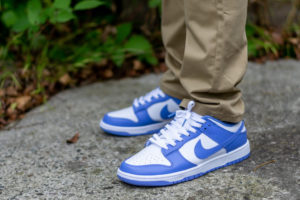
[175,110,192,128]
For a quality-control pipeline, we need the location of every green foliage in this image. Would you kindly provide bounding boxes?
[246,23,279,58]
[74,0,106,10]
[148,0,162,12]
[124,35,158,65]
[1,0,297,91]
[0,0,158,90]
[0,71,20,88]
[1,0,106,30]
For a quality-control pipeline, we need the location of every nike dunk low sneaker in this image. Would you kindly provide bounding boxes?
[100,88,181,136]
[117,101,250,186]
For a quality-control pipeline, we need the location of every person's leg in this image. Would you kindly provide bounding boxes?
[159,0,190,100]
[117,0,250,186]
[161,0,248,123]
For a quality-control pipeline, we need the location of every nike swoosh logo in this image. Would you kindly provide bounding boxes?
[160,105,173,120]
[194,134,222,159]
[147,99,179,121]
[179,134,220,165]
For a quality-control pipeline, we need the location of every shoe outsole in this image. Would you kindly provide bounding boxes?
[100,126,160,137]
[117,153,250,187]
[99,120,166,136]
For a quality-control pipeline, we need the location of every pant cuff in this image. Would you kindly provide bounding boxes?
[160,82,187,101]
[180,98,244,123]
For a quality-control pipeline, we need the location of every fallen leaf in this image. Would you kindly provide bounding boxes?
[0,89,5,97]
[6,86,18,96]
[0,118,7,125]
[33,94,44,105]
[24,84,35,95]
[133,60,144,71]
[295,46,300,60]
[7,97,16,104]
[66,133,80,144]
[288,38,299,45]
[127,69,137,77]
[19,114,25,119]
[271,32,284,45]
[103,69,113,78]
[59,73,72,85]
[9,114,17,121]
[48,82,56,93]
[15,96,32,111]
[81,68,92,79]
[6,104,17,115]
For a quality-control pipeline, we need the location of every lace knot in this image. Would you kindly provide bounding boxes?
[149,101,205,150]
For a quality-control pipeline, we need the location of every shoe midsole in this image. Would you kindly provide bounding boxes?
[117,140,250,182]
[100,120,169,135]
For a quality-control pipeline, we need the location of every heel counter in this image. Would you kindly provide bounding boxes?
[225,123,248,153]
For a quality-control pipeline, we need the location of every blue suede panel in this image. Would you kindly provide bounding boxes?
[225,132,248,153]
[102,113,152,126]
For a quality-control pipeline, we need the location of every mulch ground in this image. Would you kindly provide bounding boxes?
[0,53,167,129]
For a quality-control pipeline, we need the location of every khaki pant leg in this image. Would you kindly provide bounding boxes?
[160,0,190,100]
[161,0,248,123]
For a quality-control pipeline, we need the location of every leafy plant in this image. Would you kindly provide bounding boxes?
[246,23,279,58]
[0,0,158,91]
[148,0,162,12]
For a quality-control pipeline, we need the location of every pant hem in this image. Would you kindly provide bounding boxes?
[180,98,244,123]
[160,82,187,101]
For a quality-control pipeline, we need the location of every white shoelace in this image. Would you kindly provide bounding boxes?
[133,88,165,107]
[149,101,206,150]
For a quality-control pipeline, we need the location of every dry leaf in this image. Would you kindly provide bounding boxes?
[15,96,32,110]
[0,118,7,125]
[0,89,5,97]
[294,45,300,60]
[288,38,299,45]
[24,84,35,95]
[6,87,18,96]
[9,114,17,121]
[81,68,92,79]
[133,60,144,71]
[271,32,284,45]
[103,69,113,78]
[66,133,80,144]
[59,74,72,85]
[7,97,16,104]
[6,105,17,115]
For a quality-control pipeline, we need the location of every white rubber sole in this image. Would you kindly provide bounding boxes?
[117,140,250,184]
[99,120,169,136]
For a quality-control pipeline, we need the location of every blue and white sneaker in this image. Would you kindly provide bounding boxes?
[100,88,181,136]
[117,101,250,186]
